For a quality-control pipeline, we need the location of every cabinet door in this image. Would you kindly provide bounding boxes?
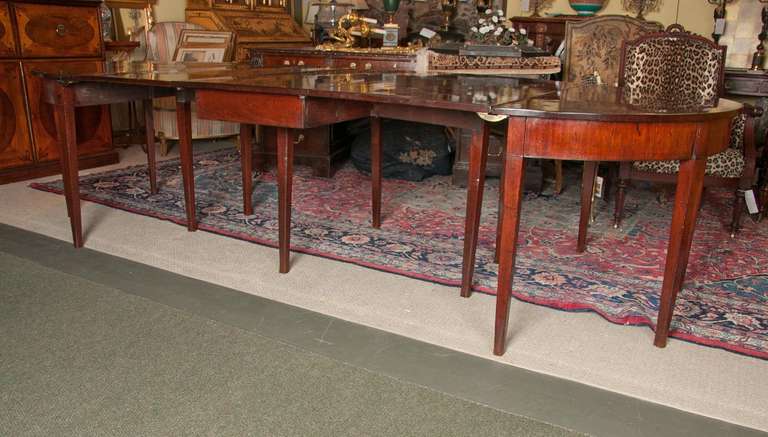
[0,2,16,57]
[23,60,112,162]
[14,3,102,58]
[0,62,33,169]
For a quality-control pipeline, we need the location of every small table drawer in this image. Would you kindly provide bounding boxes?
[260,55,327,68]
[724,77,768,96]
[331,57,418,72]
[0,3,16,57]
[14,3,101,58]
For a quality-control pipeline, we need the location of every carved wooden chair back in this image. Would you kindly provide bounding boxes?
[618,24,727,110]
[563,15,661,87]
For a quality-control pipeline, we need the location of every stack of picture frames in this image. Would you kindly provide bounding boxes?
[173,30,236,63]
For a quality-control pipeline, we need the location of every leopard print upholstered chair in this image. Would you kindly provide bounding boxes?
[613,24,763,237]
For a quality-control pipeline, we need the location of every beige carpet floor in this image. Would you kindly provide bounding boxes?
[2,142,767,431]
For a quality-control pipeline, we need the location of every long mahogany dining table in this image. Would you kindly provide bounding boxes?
[41,63,551,297]
[41,64,741,355]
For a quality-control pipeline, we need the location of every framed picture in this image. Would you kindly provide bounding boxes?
[175,47,229,63]
[173,30,235,63]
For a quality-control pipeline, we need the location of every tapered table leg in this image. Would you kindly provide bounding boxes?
[494,150,506,264]
[175,94,197,232]
[53,85,82,248]
[240,124,254,216]
[460,123,490,298]
[54,109,73,220]
[577,161,598,253]
[654,158,706,348]
[370,116,382,228]
[277,127,294,274]
[494,155,526,356]
[143,99,158,195]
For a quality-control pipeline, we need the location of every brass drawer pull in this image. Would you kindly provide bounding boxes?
[55,24,67,37]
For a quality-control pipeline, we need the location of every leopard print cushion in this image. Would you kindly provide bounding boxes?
[632,148,744,178]
[633,113,747,179]
[622,36,724,110]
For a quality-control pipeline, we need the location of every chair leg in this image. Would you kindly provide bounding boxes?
[614,179,627,229]
[578,161,598,253]
[730,189,746,238]
[614,163,630,229]
[158,132,169,157]
[554,159,563,195]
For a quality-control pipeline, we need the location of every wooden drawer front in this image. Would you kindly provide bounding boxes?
[14,3,101,58]
[331,57,417,72]
[23,60,112,162]
[0,2,16,57]
[725,78,761,95]
[0,62,33,168]
[260,55,327,68]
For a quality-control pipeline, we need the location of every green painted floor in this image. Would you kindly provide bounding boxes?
[0,250,580,437]
[0,224,765,437]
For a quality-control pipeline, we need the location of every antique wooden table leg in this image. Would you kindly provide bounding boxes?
[494,149,506,264]
[370,116,382,228]
[53,109,73,220]
[577,161,598,253]
[143,99,158,195]
[175,93,197,232]
[52,85,83,248]
[460,123,490,298]
[276,127,294,273]
[494,117,527,356]
[654,157,707,347]
[240,123,254,216]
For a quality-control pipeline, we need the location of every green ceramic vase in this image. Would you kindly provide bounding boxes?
[382,0,400,23]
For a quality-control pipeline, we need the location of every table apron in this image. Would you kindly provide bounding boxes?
[515,117,733,161]
[195,90,371,129]
[43,80,175,106]
[371,103,485,131]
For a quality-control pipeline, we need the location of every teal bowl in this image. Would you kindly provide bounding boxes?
[568,0,605,15]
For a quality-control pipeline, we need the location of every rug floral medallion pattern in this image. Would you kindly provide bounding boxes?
[32,149,768,359]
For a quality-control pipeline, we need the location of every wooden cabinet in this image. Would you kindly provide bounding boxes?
[0,62,32,169]
[185,0,311,62]
[23,60,112,162]
[0,2,16,57]
[0,0,116,184]
[14,3,102,58]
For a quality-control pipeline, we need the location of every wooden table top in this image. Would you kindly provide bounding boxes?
[40,63,742,120]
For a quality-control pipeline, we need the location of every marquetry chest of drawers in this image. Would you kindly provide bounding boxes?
[0,0,116,184]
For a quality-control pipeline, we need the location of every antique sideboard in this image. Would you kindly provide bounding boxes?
[185,0,311,62]
[0,0,116,184]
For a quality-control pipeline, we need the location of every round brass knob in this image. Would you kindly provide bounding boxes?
[283,59,291,65]
[349,62,357,68]
[55,24,67,37]
[297,60,305,66]
[364,63,372,70]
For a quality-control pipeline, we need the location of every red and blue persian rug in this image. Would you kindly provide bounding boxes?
[31,148,768,359]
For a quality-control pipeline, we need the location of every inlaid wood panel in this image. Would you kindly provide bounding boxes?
[0,2,16,57]
[23,60,112,162]
[0,62,32,168]
[14,3,102,58]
